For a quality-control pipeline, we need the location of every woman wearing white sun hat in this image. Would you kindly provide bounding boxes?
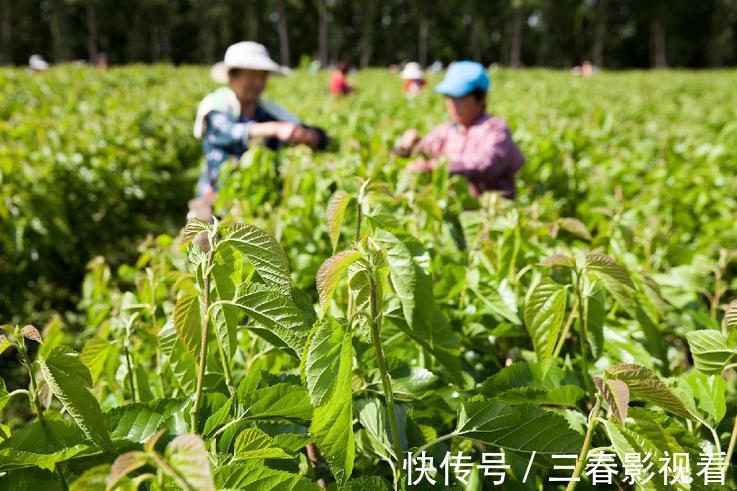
[191,41,327,211]
[400,62,426,96]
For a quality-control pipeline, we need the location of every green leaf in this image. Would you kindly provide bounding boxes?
[211,239,255,359]
[303,317,350,406]
[585,252,636,304]
[172,294,202,361]
[340,476,392,490]
[602,420,669,491]
[594,377,629,424]
[234,283,309,358]
[472,284,521,324]
[685,329,737,374]
[316,249,362,316]
[725,300,737,332]
[586,291,605,359]
[373,230,424,328]
[540,254,576,269]
[241,383,313,422]
[374,231,463,383]
[306,316,354,485]
[0,468,64,490]
[213,461,320,490]
[0,335,11,356]
[0,419,94,472]
[605,407,699,491]
[681,372,726,425]
[0,378,9,414]
[558,218,592,241]
[455,399,582,465]
[524,279,567,363]
[158,321,196,393]
[70,464,123,491]
[107,451,149,490]
[233,428,294,460]
[106,398,189,443]
[164,434,215,491]
[355,398,395,460]
[220,223,292,295]
[182,218,210,245]
[605,364,696,420]
[80,337,114,385]
[38,346,114,452]
[477,362,583,408]
[326,190,353,252]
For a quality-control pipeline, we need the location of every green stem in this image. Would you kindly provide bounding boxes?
[355,198,362,241]
[566,396,602,491]
[190,252,214,432]
[7,389,31,400]
[553,297,579,359]
[414,431,456,455]
[124,314,139,403]
[149,450,195,491]
[19,341,68,490]
[725,413,737,474]
[574,271,593,395]
[214,330,235,397]
[369,274,402,460]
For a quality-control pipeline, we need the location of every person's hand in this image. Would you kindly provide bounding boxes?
[406,159,435,172]
[299,127,323,148]
[252,122,321,147]
[395,128,421,155]
[272,122,302,143]
[250,122,298,143]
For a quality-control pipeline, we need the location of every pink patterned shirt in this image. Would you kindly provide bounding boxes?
[416,113,525,199]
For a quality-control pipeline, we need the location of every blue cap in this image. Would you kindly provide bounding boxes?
[434,61,490,97]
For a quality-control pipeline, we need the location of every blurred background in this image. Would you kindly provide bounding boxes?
[2,0,737,69]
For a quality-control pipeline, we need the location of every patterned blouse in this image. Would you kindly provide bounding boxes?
[416,113,525,199]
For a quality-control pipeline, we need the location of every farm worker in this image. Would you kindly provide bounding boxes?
[400,62,426,96]
[329,62,354,96]
[28,54,50,72]
[191,41,327,206]
[394,61,525,199]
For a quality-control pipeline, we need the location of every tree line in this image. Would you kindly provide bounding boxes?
[2,0,736,69]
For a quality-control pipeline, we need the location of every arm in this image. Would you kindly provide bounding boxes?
[204,111,253,148]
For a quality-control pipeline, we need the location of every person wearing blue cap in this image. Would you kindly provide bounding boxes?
[394,61,525,199]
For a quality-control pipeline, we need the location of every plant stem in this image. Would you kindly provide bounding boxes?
[566,396,602,491]
[574,271,593,395]
[214,329,235,396]
[149,450,195,491]
[19,341,68,490]
[190,252,214,432]
[553,297,579,359]
[368,273,402,460]
[354,198,362,241]
[124,314,139,403]
[725,414,737,474]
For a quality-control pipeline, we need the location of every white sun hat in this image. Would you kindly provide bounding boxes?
[400,62,424,80]
[210,41,290,84]
[28,54,50,71]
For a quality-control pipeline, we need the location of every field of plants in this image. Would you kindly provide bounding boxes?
[1,66,737,490]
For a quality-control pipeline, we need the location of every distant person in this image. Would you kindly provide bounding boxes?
[28,54,49,73]
[329,62,354,96]
[95,52,109,69]
[190,41,328,225]
[400,62,426,96]
[571,60,596,77]
[394,61,525,199]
